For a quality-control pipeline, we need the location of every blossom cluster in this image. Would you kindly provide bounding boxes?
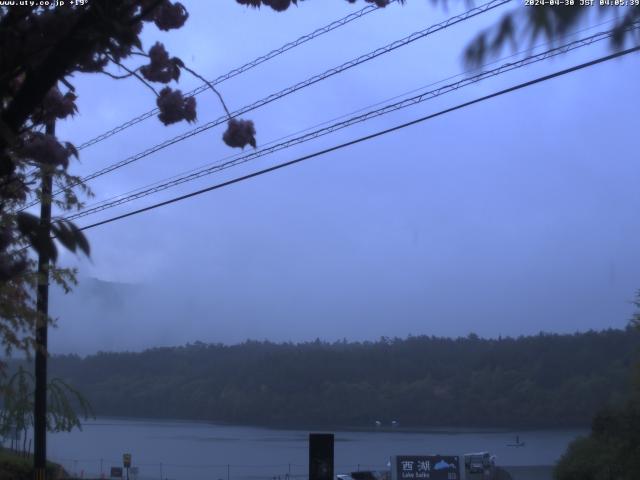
[157,87,197,125]
[236,0,299,11]
[235,0,395,10]
[17,133,78,170]
[223,118,257,149]
[140,42,181,84]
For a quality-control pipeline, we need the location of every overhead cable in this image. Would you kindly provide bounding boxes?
[20,0,510,212]
[74,16,625,214]
[64,26,634,223]
[76,45,640,233]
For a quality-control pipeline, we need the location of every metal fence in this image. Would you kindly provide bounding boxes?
[53,459,389,480]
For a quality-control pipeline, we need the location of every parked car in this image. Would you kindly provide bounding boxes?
[464,452,496,474]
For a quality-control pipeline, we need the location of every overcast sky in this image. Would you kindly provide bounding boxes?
[44,0,640,354]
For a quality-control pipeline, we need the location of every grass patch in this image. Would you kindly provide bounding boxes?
[0,449,67,480]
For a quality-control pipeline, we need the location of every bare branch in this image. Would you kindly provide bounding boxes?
[106,55,158,96]
[60,77,75,92]
[179,62,231,117]
[101,69,137,80]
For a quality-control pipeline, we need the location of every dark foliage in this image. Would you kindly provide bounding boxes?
[0,450,66,480]
[223,118,257,149]
[465,5,640,66]
[43,329,640,429]
[156,87,197,125]
[552,317,639,479]
[0,0,195,284]
[140,42,181,83]
[554,400,640,480]
[235,0,403,11]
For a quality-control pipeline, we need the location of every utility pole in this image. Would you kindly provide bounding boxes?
[34,119,54,480]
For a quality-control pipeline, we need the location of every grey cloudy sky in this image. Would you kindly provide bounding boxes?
[45,0,640,354]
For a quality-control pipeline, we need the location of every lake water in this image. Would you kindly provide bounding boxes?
[47,418,586,480]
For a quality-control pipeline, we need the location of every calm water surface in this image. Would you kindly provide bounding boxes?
[48,419,586,480]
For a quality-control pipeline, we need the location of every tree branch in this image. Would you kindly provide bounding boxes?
[106,55,158,96]
[100,69,138,80]
[179,63,231,117]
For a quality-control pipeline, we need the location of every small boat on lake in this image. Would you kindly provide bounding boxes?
[507,435,526,447]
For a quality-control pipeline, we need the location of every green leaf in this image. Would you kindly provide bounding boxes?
[51,220,77,253]
[49,219,90,257]
[68,221,90,256]
[16,212,58,262]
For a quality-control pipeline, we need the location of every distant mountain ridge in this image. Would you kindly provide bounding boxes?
[52,276,138,307]
[49,276,150,353]
[43,328,640,429]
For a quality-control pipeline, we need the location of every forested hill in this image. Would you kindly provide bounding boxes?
[48,329,639,429]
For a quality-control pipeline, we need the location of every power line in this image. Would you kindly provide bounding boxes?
[76,45,640,233]
[73,17,624,215]
[19,0,510,212]
[75,0,399,152]
[63,26,633,223]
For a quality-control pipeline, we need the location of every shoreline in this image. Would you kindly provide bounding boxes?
[501,465,555,480]
[78,415,589,436]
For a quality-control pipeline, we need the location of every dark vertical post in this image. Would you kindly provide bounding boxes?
[309,433,334,480]
[34,120,54,480]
